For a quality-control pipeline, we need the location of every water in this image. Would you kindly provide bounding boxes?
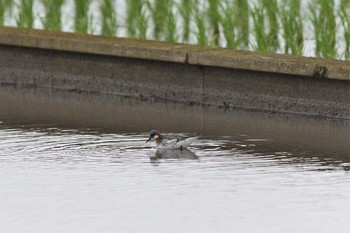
[1,86,350,233]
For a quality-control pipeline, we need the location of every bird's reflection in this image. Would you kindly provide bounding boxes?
[150,148,198,162]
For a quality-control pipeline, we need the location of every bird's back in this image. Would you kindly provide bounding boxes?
[159,136,198,149]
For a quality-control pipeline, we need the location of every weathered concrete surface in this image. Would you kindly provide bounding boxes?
[1,26,349,80]
[188,48,350,80]
[0,26,349,119]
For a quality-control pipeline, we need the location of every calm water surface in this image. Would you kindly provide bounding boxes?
[1,87,349,233]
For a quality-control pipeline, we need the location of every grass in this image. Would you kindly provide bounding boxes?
[280,0,304,56]
[251,0,280,52]
[309,0,336,59]
[262,0,279,51]
[126,0,149,39]
[136,5,148,40]
[0,0,12,25]
[193,0,208,45]
[74,0,91,34]
[100,0,117,36]
[234,0,249,48]
[164,0,177,42]
[207,0,220,46]
[219,0,238,49]
[40,0,64,31]
[126,0,141,38]
[16,0,34,28]
[251,2,270,52]
[1,0,349,60]
[339,0,350,59]
[176,0,194,42]
[146,0,168,40]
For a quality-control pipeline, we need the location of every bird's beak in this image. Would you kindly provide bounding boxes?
[146,137,151,143]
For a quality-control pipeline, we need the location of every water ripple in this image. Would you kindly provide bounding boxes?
[1,128,349,233]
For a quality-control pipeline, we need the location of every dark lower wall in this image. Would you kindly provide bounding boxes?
[0,45,349,119]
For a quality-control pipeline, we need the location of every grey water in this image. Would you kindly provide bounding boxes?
[1,86,349,233]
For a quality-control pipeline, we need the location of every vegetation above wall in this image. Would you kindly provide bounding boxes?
[0,0,349,60]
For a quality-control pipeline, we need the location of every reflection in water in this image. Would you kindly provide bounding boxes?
[0,86,349,161]
[0,86,350,233]
[151,148,198,161]
[1,127,349,233]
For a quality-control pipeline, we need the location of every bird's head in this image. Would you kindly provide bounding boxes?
[146,130,161,143]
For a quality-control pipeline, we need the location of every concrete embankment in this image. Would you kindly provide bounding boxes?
[0,26,349,119]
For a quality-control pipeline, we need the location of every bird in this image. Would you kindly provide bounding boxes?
[146,130,197,150]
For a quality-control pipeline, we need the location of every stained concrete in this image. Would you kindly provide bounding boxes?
[0,27,349,119]
[1,27,349,80]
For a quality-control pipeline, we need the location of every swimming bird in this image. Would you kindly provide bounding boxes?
[146,130,197,149]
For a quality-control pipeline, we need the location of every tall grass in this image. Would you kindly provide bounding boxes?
[177,0,194,42]
[100,0,117,36]
[234,0,249,48]
[207,0,220,46]
[220,0,238,49]
[1,0,349,60]
[164,0,177,42]
[251,3,270,52]
[126,0,148,39]
[0,0,12,25]
[251,0,280,52]
[74,0,91,33]
[339,0,350,59]
[126,0,141,38]
[280,0,303,56]
[16,0,34,28]
[40,0,64,31]
[262,0,279,51]
[309,0,336,58]
[136,5,148,40]
[193,0,208,45]
[146,0,168,40]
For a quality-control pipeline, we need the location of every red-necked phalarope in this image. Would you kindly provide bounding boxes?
[146,130,197,149]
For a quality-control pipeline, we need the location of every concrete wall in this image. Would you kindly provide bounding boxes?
[0,26,349,119]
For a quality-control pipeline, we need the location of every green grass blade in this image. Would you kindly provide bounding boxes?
[309,0,337,58]
[193,0,207,46]
[165,0,177,42]
[126,0,142,38]
[234,0,250,48]
[40,0,64,31]
[262,0,279,51]
[280,0,303,56]
[0,0,12,25]
[100,0,117,36]
[219,0,238,49]
[207,0,220,46]
[177,0,194,42]
[339,0,350,59]
[74,0,91,33]
[146,0,168,40]
[251,3,269,52]
[16,0,34,28]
